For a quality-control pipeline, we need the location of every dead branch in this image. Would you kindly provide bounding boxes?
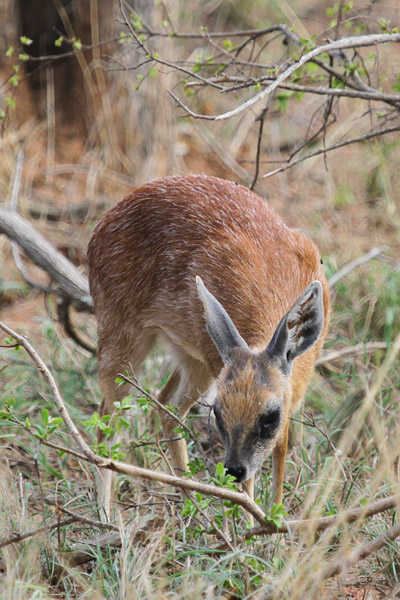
[262,125,400,178]
[0,506,116,550]
[0,209,92,312]
[168,32,400,121]
[56,297,96,354]
[328,246,386,286]
[246,493,400,538]
[0,517,77,549]
[321,520,400,580]
[316,341,387,367]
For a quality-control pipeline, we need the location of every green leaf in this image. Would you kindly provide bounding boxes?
[6,45,14,57]
[267,503,288,527]
[122,395,134,409]
[222,39,234,52]
[41,408,49,427]
[216,462,225,477]
[20,36,33,46]
[392,75,400,92]
[73,38,82,51]
[9,75,20,87]
[193,57,203,73]
[4,97,15,109]
[55,37,63,47]
[332,77,345,89]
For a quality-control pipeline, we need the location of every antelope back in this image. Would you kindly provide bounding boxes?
[88,175,330,482]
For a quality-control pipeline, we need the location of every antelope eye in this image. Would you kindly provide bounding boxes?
[258,409,281,436]
[213,405,225,434]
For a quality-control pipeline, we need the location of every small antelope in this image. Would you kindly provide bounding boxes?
[88,175,329,509]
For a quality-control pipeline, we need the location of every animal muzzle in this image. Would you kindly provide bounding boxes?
[224,461,247,483]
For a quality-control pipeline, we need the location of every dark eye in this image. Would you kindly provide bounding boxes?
[258,410,281,437]
[213,405,225,435]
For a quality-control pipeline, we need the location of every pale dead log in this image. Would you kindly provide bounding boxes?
[0,208,92,312]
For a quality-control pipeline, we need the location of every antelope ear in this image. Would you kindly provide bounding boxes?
[196,276,248,363]
[265,281,325,370]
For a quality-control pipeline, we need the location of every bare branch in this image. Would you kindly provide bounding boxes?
[169,32,400,121]
[316,341,387,367]
[328,246,386,286]
[0,517,78,549]
[246,493,400,538]
[0,210,92,312]
[0,322,93,459]
[321,520,400,580]
[263,125,400,178]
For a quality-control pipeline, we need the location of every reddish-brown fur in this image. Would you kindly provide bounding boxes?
[88,174,330,511]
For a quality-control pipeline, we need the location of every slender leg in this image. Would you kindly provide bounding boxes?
[158,357,212,477]
[271,419,290,504]
[242,476,254,502]
[242,475,255,526]
[97,362,129,518]
[96,332,155,518]
[158,369,189,475]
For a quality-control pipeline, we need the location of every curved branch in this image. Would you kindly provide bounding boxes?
[0,209,92,312]
[0,322,93,459]
[247,493,400,537]
[169,32,400,121]
[321,520,400,579]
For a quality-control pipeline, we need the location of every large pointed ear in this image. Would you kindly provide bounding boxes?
[196,276,248,363]
[266,281,324,369]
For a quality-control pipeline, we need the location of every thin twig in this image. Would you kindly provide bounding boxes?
[328,246,386,286]
[0,517,77,548]
[263,126,400,178]
[246,493,400,538]
[183,490,235,551]
[119,372,213,472]
[0,322,93,459]
[321,520,400,580]
[45,500,118,532]
[316,341,387,367]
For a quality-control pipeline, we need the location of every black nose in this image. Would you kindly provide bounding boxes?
[225,463,246,482]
